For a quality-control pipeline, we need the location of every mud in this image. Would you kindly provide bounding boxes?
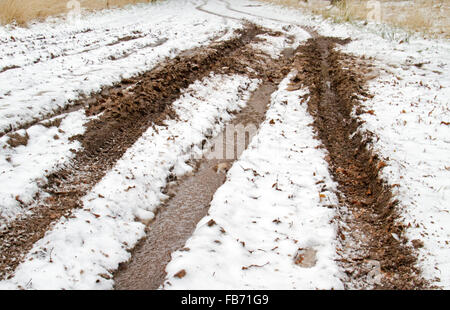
[6,131,29,148]
[113,30,294,290]
[0,25,290,281]
[290,37,427,289]
[114,81,280,290]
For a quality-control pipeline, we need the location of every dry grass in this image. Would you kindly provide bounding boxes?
[259,0,450,39]
[0,0,156,25]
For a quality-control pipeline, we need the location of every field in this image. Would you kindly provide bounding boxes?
[0,0,156,25]
[260,0,449,38]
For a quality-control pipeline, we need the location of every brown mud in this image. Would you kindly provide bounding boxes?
[290,36,426,289]
[0,24,291,281]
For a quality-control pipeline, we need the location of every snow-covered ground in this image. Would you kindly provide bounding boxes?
[0,73,259,289]
[163,72,344,290]
[0,0,448,290]
[0,111,86,225]
[193,0,450,289]
[0,0,243,135]
[0,0,306,229]
[342,31,450,288]
[0,0,243,226]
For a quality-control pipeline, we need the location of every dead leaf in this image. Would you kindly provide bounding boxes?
[99,273,111,280]
[377,161,387,170]
[319,193,326,202]
[174,270,186,279]
[411,239,424,249]
[286,84,301,91]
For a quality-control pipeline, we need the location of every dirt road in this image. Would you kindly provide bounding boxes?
[112,1,425,290]
[2,0,448,290]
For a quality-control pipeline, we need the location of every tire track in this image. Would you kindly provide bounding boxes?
[199,0,427,290]
[290,37,427,289]
[0,38,168,139]
[196,0,241,21]
[0,24,273,280]
[113,46,295,290]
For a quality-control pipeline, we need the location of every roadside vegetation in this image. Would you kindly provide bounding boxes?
[0,0,156,25]
[259,0,449,39]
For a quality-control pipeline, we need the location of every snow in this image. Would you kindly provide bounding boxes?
[293,6,450,288]
[0,73,259,290]
[162,72,343,290]
[343,35,450,288]
[0,0,243,225]
[0,0,243,134]
[251,33,293,59]
[0,111,86,226]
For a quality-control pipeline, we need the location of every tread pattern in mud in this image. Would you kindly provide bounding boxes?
[290,36,426,289]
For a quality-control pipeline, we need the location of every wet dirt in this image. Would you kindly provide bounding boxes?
[290,36,427,289]
[0,24,291,281]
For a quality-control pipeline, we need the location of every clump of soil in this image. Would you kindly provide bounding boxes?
[41,117,63,128]
[6,131,29,148]
[290,36,427,289]
[0,65,20,74]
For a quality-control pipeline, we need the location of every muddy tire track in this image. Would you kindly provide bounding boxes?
[290,37,426,289]
[196,0,242,21]
[113,82,279,290]
[113,46,294,289]
[0,24,285,280]
[0,36,168,139]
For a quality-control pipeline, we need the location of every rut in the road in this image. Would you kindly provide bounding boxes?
[290,37,427,289]
[0,24,285,280]
[113,45,296,290]
[113,81,282,290]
